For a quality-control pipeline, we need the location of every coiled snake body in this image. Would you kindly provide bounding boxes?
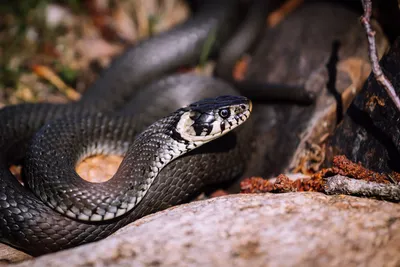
[0,0,265,256]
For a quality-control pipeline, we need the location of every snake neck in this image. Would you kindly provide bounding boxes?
[110,112,196,216]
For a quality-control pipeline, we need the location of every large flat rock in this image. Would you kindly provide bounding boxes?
[12,193,400,267]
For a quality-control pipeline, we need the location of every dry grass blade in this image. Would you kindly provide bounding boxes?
[31,65,81,101]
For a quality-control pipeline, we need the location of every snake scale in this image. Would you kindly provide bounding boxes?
[0,0,267,256]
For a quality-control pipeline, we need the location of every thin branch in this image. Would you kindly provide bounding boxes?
[324,175,400,202]
[360,0,400,112]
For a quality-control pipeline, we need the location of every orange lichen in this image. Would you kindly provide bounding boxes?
[241,174,324,194]
[329,155,395,183]
[240,155,398,194]
[240,177,274,193]
[366,94,385,109]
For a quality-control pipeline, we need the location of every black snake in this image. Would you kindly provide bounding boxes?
[0,0,267,256]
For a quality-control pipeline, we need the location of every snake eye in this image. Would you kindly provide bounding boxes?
[218,108,230,119]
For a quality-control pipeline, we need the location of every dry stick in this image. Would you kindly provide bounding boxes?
[324,175,400,202]
[360,0,400,112]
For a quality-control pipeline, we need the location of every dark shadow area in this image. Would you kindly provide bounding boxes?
[347,103,400,173]
[372,0,400,43]
[326,40,343,124]
[189,131,238,155]
[235,81,315,105]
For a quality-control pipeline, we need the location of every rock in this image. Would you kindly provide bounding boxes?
[13,193,400,267]
[326,37,400,173]
[0,244,31,264]
[245,2,388,178]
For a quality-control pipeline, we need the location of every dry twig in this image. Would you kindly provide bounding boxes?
[360,0,400,112]
[324,175,400,202]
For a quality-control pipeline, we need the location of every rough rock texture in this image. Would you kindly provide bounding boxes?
[12,193,400,267]
[326,37,400,173]
[0,245,31,264]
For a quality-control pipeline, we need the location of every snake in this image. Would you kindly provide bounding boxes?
[0,0,267,256]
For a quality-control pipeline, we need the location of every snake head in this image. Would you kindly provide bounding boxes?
[175,95,252,144]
